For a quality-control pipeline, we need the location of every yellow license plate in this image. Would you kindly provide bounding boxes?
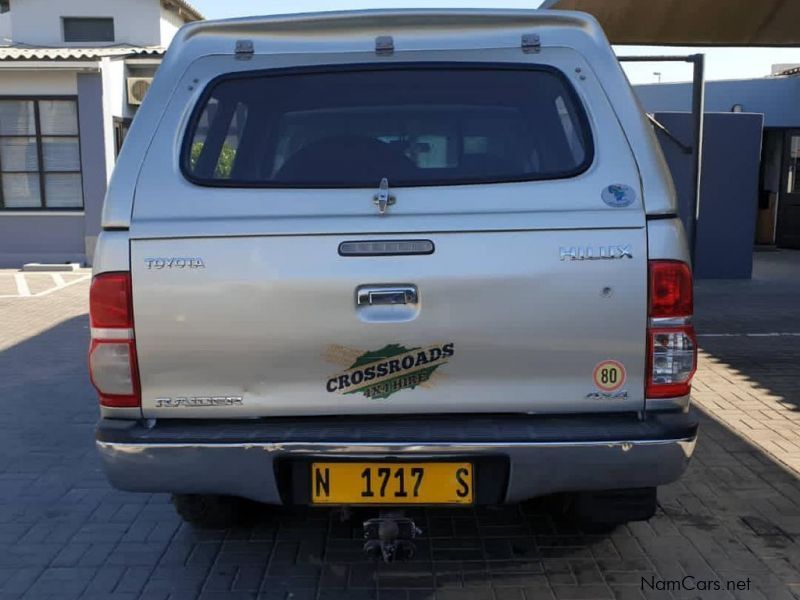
[311,462,473,505]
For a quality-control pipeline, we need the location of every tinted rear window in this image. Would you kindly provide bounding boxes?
[183,64,593,188]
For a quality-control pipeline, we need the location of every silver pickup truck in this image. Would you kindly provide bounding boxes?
[90,8,698,547]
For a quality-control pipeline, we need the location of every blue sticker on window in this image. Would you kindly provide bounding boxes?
[602,184,636,208]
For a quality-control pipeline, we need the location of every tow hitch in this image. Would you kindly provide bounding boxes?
[363,512,422,562]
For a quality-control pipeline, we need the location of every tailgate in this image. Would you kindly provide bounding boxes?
[128,53,650,419]
[131,227,647,418]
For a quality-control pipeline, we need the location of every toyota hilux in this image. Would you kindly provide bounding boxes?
[90,8,699,555]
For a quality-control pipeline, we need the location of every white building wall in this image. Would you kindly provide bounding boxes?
[0,0,197,267]
[159,6,184,47]
[10,0,162,47]
[0,69,79,95]
[0,12,11,44]
[103,58,127,121]
[0,67,98,267]
[100,57,127,181]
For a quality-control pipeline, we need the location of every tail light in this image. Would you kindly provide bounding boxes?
[89,272,140,407]
[646,261,696,399]
[647,327,697,398]
[649,261,693,317]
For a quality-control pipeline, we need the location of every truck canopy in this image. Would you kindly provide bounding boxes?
[102,8,677,229]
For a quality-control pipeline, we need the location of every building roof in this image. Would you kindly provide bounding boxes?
[0,45,165,61]
[542,0,800,46]
[776,65,800,77]
[162,0,203,22]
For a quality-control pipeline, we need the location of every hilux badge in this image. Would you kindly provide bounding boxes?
[559,245,633,261]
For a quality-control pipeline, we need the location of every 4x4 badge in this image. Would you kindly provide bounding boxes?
[373,177,396,215]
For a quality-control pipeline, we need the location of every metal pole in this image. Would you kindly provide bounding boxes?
[618,55,700,63]
[618,54,706,266]
[688,54,705,267]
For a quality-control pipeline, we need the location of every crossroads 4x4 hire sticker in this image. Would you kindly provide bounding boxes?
[325,343,454,399]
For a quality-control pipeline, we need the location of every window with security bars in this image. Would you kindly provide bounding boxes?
[0,99,84,210]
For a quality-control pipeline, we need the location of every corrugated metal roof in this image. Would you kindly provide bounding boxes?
[776,66,800,77]
[0,46,165,61]
[164,0,203,22]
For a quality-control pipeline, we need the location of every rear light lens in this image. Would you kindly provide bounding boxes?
[89,340,140,407]
[646,327,697,398]
[647,261,696,400]
[90,273,132,328]
[88,272,140,408]
[649,261,693,318]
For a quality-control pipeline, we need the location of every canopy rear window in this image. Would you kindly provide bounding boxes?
[183,64,593,188]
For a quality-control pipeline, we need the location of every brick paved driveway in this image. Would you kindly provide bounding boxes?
[1,253,799,600]
[0,270,90,299]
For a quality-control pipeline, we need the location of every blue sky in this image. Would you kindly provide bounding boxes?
[190,0,800,84]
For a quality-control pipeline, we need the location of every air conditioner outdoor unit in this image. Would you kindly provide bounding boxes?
[127,77,153,106]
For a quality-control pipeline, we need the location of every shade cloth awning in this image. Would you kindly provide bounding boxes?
[541,0,800,46]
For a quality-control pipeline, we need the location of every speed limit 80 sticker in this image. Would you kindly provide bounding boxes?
[593,360,627,392]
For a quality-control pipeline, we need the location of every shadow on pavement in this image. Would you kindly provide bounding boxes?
[692,249,800,481]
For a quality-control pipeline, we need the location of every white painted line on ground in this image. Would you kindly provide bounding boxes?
[698,332,800,338]
[0,274,89,299]
[35,274,90,297]
[51,273,66,287]
[14,273,30,297]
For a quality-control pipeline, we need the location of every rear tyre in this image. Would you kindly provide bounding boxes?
[569,487,657,528]
[171,494,257,529]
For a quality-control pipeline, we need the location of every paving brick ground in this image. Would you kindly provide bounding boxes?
[693,250,800,476]
[0,253,799,600]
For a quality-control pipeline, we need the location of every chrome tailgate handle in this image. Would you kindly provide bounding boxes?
[357,285,418,306]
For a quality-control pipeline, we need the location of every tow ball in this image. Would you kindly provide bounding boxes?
[363,512,422,562]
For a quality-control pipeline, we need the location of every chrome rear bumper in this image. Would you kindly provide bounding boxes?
[96,412,698,504]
